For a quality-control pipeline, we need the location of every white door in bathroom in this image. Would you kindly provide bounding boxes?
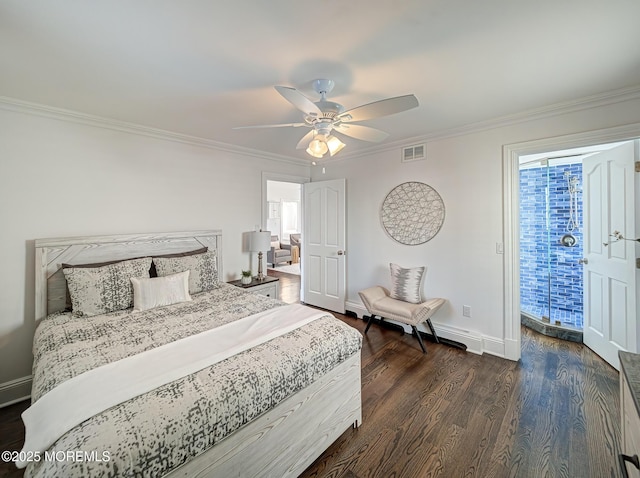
[582,140,638,370]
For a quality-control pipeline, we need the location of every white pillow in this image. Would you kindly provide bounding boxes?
[389,263,426,304]
[131,271,192,312]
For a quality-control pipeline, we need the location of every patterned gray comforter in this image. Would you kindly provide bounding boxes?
[26,284,362,478]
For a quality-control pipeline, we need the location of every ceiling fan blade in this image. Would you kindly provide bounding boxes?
[334,123,389,142]
[339,94,419,122]
[296,130,316,149]
[275,86,323,117]
[233,122,307,129]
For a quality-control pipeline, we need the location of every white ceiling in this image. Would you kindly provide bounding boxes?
[2,0,640,162]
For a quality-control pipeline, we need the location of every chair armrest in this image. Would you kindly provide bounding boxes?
[358,286,390,312]
[412,298,446,322]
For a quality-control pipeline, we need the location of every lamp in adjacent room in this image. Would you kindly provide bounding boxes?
[250,230,271,281]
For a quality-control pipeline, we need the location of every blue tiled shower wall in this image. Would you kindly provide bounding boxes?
[520,162,583,329]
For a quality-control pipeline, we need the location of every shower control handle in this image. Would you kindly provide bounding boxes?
[578,258,589,265]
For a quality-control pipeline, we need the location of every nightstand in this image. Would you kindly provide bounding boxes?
[228,275,280,299]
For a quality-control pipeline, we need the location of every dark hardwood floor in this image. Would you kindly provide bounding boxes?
[268,268,302,304]
[0,399,26,478]
[0,271,622,478]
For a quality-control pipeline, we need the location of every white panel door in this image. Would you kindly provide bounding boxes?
[582,141,637,370]
[302,179,346,313]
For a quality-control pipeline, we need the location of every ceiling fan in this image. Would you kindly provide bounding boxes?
[234,79,419,160]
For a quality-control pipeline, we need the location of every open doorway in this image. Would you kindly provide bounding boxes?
[261,172,310,302]
[266,180,302,275]
[502,124,640,365]
[518,142,629,344]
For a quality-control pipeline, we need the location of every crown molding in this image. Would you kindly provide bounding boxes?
[0,96,309,167]
[4,84,640,167]
[335,84,640,162]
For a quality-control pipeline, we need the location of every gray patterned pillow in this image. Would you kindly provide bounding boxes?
[153,250,218,295]
[389,263,426,304]
[63,257,153,317]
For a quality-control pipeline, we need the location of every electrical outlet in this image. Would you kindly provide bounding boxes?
[463,305,472,318]
[496,242,504,254]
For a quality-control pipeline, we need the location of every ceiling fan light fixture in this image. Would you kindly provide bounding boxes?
[305,133,346,159]
[237,80,418,158]
[326,135,345,156]
[306,145,324,158]
[307,135,329,157]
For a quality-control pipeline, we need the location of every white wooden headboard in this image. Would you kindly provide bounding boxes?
[34,230,223,320]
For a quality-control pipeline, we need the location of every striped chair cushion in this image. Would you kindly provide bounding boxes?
[389,263,426,304]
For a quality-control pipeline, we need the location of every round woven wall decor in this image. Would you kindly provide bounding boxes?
[380,181,445,245]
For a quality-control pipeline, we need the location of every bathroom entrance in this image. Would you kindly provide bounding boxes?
[519,152,585,340]
[519,140,637,364]
[504,125,640,366]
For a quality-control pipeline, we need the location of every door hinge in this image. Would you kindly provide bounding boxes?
[636,161,640,173]
[637,258,640,269]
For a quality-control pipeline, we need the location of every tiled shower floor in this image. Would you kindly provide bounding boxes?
[521,305,583,330]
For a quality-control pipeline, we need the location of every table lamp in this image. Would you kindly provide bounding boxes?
[250,230,271,281]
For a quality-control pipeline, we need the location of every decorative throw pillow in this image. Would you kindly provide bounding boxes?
[389,263,426,304]
[61,247,206,309]
[149,246,208,277]
[63,257,153,317]
[153,250,218,295]
[131,271,192,312]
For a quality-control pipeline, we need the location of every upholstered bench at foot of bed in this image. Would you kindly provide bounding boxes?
[358,286,446,353]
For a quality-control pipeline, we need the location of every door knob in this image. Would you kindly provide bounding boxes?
[578,258,588,264]
[337,250,345,256]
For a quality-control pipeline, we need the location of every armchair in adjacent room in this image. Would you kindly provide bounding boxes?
[289,233,301,253]
[289,233,301,261]
[267,235,292,267]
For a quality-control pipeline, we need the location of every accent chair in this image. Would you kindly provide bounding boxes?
[267,235,292,267]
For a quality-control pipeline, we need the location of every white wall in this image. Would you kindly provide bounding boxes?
[312,96,640,356]
[0,106,309,405]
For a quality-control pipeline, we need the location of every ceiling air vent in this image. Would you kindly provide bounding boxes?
[402,144,425,162]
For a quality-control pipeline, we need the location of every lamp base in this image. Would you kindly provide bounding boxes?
[257,251,265,281]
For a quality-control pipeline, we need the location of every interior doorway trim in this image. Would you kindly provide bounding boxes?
[502,122,640,361]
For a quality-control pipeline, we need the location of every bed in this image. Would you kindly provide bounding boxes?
[21,230,362,478]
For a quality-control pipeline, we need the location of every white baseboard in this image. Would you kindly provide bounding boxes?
[345,300,517,359]
[503,338,521,361]
[433,323,483,355]
[0,375,31,408]
[345,300,368,319]
[481,335,507,358]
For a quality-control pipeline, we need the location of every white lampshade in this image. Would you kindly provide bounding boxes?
[250,231,271,252]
